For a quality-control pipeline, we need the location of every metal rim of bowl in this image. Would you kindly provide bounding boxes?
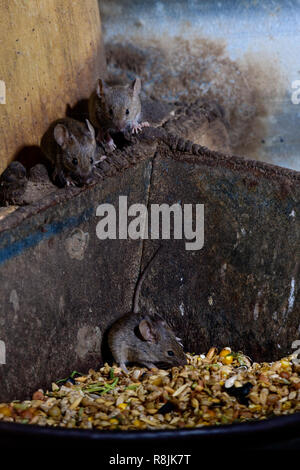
[0,410,299,444]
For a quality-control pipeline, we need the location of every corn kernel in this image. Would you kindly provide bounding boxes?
[109,418,119,425]
[280,360,290,370]
[222,354,234,365]
[118,403,128,410]
[0,405,12,417]
[249,404,261,411]
[219,348,231,358]
[282,401,291,410]
[133,419,143,427]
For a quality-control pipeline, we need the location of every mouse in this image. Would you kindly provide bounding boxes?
[107,247,187,373]
[40,117,105,187]
[88,77,149,151]
[0,161,28,206]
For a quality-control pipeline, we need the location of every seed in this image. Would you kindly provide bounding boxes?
[225,375,238,389]
[282,401,291,410]
[109,418,119,425]
[267,394,279,405]
[0,406,12,417]
[20,408,34,420]
[206,347,216,361]
[69,397,83,410]
[158,401,176,414]
[222,354,234,365]
[32,390,45,401]
[191,398,199,409]
[172,383,189,397]
[259,388,269,406]
[258,374,269,384]
[151,377,163,387]
[280,371,290,379]
[219,348,231,357]
[117,403,127,410]
[133,419,143,427]
[164,386,175,394]
[48,405,61,418]
[280,360,290,369]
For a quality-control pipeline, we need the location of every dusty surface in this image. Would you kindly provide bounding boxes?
[105,37,285,162]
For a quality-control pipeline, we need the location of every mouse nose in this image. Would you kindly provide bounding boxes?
[116,120,126,132]
[180,355,187,366]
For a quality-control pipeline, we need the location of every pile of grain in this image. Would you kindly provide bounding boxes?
[0,348,299,430]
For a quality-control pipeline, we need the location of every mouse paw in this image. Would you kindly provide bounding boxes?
[94,155,107,164]
[131,121,150,134]
[131,123,143,134]
[120,363,129,375]
[107,139,116,151]
[141,121,150,128]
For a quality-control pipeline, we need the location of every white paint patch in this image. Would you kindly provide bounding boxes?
[75,325,102,360]
[65,229,89,260]
[253,302,259,320]
[289,209,295,217]
[58,296,65,316]
[9,290,19,312]
[179,302,185,316]
[277,344,281,349]
[288,278,295,313]
[220,263,227,280]
[0,340,5,364]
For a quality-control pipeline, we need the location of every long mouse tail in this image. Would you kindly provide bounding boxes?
[133,245,162,314]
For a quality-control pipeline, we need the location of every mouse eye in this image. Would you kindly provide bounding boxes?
[167,350,174,356]
[125,108,129,115]
[109,109,113,117]
[72,158,78,166]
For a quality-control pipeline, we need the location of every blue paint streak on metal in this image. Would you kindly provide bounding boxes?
[0,207,94,266]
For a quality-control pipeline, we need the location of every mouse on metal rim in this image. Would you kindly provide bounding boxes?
[88,77,149,151]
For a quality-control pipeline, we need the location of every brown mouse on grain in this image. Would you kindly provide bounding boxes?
[107,248,186,373]
[88,77,149,151]
[41,117,105,187]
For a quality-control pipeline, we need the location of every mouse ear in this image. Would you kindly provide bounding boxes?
[54,124,69,148]
[139,319,157,343]
[96,78,107,98]
[131,77,141,96]
[85,119,95,139]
